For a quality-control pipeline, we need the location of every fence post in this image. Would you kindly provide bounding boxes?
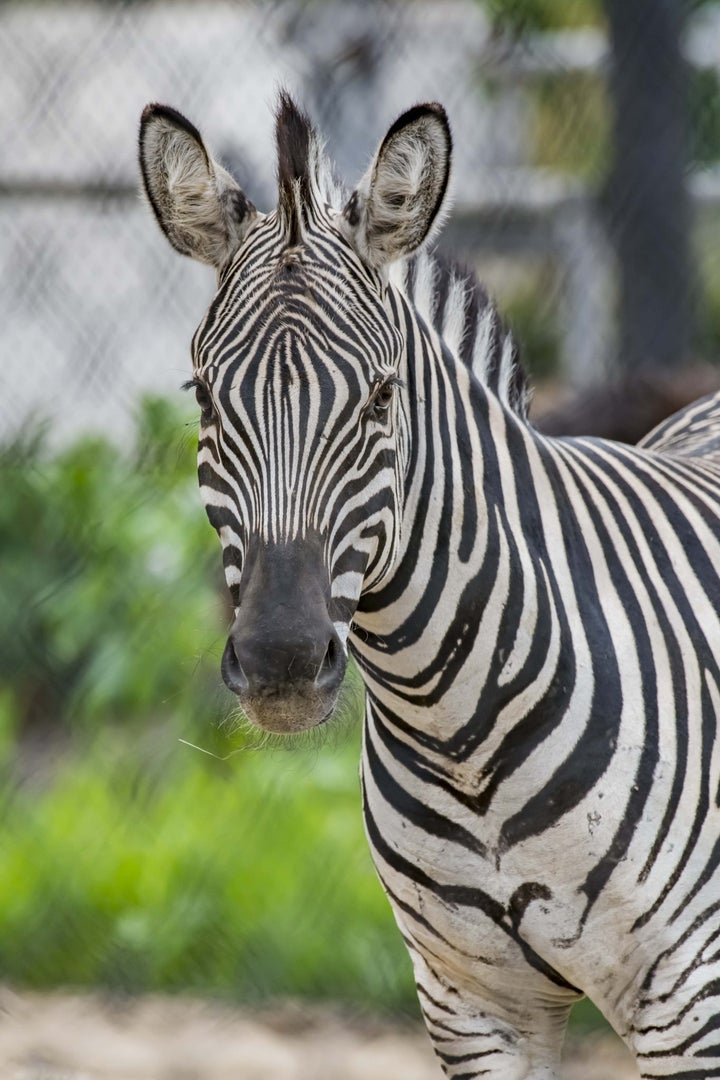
[603,0,694,373]
[553,196,615,387]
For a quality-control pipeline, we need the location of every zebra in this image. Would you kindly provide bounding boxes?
[139,94,720,1079]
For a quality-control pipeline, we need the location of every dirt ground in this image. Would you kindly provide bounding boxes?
[0,989,639,1079]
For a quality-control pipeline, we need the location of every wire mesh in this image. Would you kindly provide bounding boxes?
[3,0,719,445]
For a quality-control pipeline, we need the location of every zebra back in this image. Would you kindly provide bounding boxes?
[638,389,720,462]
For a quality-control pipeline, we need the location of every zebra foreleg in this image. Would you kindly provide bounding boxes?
[421,1005,568,1079]
[416,974,572,1079]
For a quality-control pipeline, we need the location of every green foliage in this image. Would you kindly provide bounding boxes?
[482,0,602,35]
[482,0,720,35]
[0,399,226,736]
[533,72,610,177]
[0,720,417,1010]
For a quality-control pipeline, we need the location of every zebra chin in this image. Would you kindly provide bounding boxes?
[220,623,348,735]
[237,689,341,735]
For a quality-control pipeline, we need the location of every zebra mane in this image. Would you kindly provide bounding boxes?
[389,251,530,419]
[274,94,529,419]
[275,92,345,245]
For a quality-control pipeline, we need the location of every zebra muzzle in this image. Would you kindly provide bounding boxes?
[219,538,349,732]
[221,617,346,733]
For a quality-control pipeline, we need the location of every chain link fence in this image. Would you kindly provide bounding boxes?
[4,0,719,445]
[1,0,524,444]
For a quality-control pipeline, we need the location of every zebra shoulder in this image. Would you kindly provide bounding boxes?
[637,389,720,461]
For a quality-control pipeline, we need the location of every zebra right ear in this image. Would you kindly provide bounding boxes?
[139,104,256,270]
[343,103,452,269]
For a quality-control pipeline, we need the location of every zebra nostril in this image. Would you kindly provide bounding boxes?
[315,634,345,692]
[221,636,249,695]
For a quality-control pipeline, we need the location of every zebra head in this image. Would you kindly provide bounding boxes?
[139,95,451,732]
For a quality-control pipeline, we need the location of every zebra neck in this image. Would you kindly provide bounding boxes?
[351,320,565,758]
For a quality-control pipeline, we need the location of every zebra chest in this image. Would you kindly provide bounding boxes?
[360,751,592,983]
[359,714,671,994]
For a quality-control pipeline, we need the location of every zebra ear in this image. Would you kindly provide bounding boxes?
[139,104,256,269]
[343,104,451,269]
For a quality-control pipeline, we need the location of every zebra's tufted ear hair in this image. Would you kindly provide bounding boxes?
[139,104,256,270]
[343,104,451,269]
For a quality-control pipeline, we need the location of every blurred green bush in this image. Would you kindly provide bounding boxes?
[0,694,413,1008]
[0,398,226,739]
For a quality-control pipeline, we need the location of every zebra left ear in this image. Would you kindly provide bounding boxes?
[343,104,451,269]
[139,103,256,270]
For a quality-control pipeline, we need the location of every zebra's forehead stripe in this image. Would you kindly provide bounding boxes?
[196,277,397,383]
[202,324,396,545]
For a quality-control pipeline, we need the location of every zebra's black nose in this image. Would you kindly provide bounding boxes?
[221,635,249,695]
[315,634,344,692]
[221,623,346,699]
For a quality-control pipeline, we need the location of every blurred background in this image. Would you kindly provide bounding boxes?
[1,0,719,1076]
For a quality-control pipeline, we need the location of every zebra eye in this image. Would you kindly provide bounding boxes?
[375,382,395,411]
[184,378,215,424]
[366,378,398,420]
